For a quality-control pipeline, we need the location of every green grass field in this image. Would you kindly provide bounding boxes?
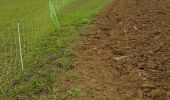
[0,0,111,99]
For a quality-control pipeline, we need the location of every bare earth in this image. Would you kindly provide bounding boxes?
[60,0,170,100]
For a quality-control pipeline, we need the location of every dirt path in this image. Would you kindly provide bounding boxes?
[62,0,170,99]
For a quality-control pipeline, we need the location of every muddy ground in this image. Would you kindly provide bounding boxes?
[60,0,170,100]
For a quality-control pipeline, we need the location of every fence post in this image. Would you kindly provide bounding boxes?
[49,0,60,29]
[17,22,24,70]
[62,0,65,6]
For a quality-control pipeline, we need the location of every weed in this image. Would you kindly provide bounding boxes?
[67,88,81,97]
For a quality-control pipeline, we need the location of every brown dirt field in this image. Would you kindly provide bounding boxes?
[59,0,170,100]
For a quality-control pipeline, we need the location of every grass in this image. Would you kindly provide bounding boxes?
[0,0,112,99]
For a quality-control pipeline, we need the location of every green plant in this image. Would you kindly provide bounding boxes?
[67,88,81,97]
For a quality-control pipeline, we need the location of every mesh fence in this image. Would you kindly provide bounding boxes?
[0,0,60,80]
[0,0,74,91]
[0,13,56,85]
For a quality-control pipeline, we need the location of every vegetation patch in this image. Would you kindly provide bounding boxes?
[0,0,112,99]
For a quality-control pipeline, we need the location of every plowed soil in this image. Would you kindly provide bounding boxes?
[61,0,170,100]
